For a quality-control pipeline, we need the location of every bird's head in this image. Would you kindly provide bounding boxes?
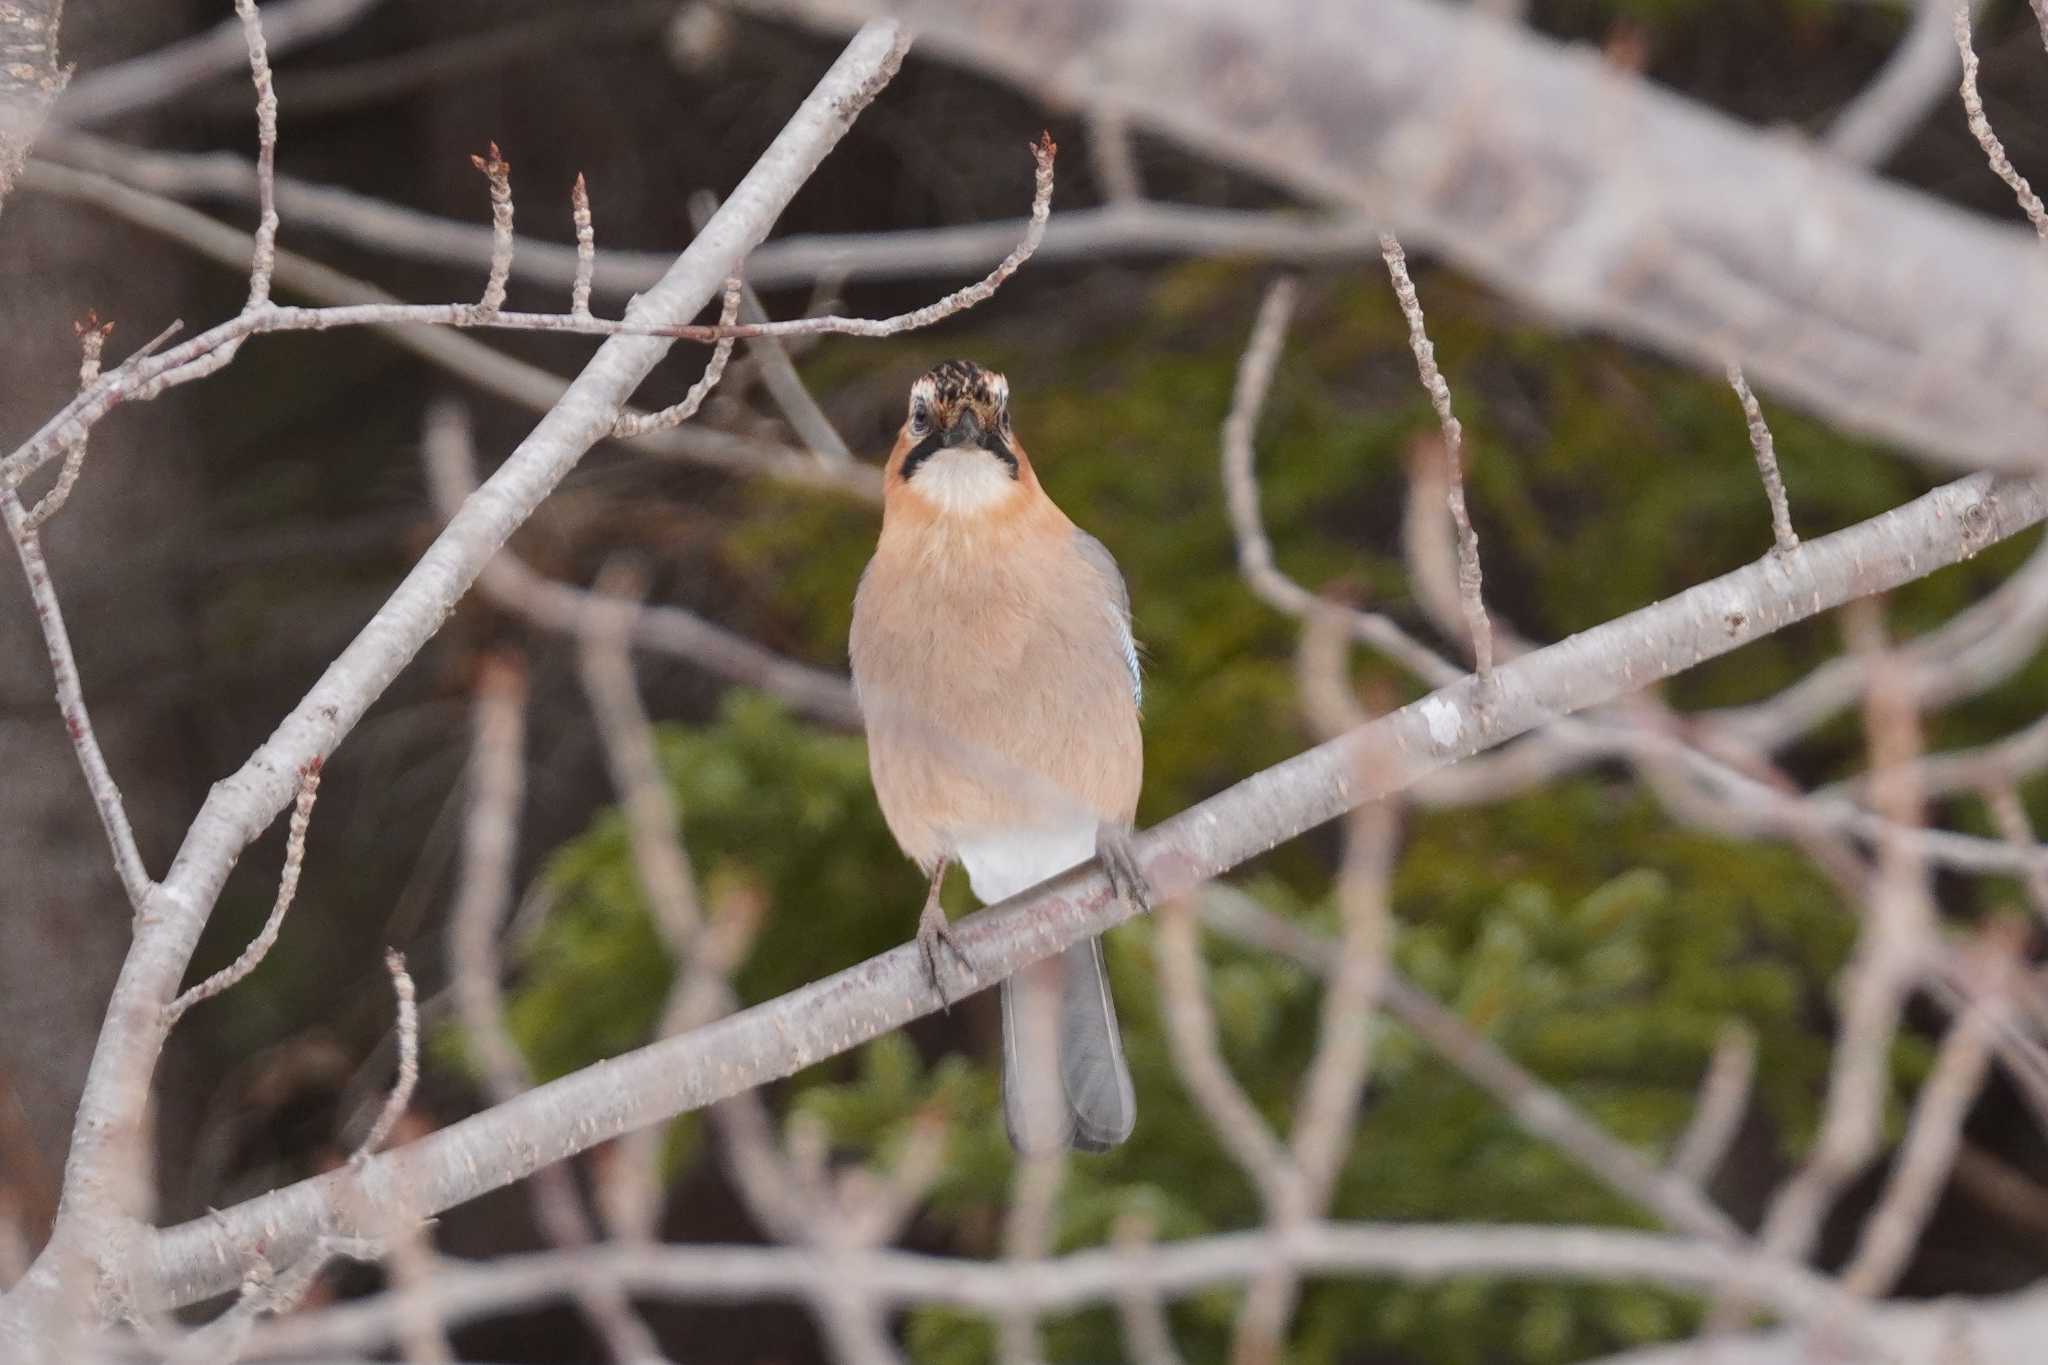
[885,359,1032,516]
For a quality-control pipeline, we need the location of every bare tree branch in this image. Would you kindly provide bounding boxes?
[164,765,321,1027]
[0,0,66,217]
[21,318,113,533]
[2,22,913,1342]
[1380,232,1492,679]
[443,656,670,1365]
[248,1222,1862,1357]
[38,133,1376,295]
[15,158,884,503]
[1954,0,2048,239]
[56,0,383,128]
[1841,931,2007,1296]
[420,400,861,728]
[134,469,2044,1315]
[1826,0,1976,168]
[2,489,155,911]
[570,173,594,321]
[349,951,419,1166]
[1727,362,1798,554]
[1198,883,1739,1243]
[755,0,2048,474]
[1667,1022,1757,1187]
[1753,603,1934,1272]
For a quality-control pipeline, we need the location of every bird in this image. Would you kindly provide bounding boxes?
[849,358,1149,1153]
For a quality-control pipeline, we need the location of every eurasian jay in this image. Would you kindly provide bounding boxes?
[849,359,1148,1153]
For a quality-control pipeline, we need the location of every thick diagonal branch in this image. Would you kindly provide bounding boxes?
[5,20,911,1341]
[140,470,2045,1312]
[755,0,2048,474]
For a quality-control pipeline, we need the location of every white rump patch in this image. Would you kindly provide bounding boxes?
[955,823,1098,903]
[908,447,1021,515]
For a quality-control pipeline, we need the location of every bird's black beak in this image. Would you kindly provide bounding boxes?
[942,409,983,448]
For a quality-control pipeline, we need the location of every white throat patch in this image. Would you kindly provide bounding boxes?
[907,446,1020,515]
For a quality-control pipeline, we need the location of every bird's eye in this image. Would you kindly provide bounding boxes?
[909,399,930,433]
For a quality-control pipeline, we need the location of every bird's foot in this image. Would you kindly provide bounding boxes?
[1097,823,1153,913]
[917,895,976,1003]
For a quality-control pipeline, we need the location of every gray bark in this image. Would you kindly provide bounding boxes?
[753,0,2048,475]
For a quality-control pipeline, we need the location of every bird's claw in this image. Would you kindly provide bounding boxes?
[917,897,975,1003]
[1097,824,1153,913]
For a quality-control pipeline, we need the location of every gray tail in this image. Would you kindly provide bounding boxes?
[1000,937,1135,1153]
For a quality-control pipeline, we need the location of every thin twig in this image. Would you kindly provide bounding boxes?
[1983,780,2048,927]
[247,1222,1863,1358]
[1826,0,1972,167]
[1727,362,1798,554]
[32,17,916,1313]
[1087,105,1144,204]
[1110,1212,1185,1365]
[140,471,2048,1312]
[1000,1149,1065,1365]
[1841,932,2008,1296]
[578,563,704,952]
[420,399,861,728]
[1830,711,2048,803]
[1197,884,1743,1245]
[377,1205,452,1365]
[24,156,883,503]
[573,551,887,1363]
[165,764,322,1024]
[1290,611,1396,1211]
[445,654,534,1106]
[46,132,1376,294]
[1754,602,1932,1270]
[570,172,594,320]
[1154,903,1291,1205]
[1667,1022,1758,1186]
[610,276,741,438]
[22,316,113,532]
[687,190,853,465]
[233,0,279,311]
[1221,278,1459,685]
[57,0,383,126]
[351,949,419,1165]
[2,133,1052,489]
[1379,232,1492,680]
[1954,0,2048,239]
[0,428,156,918]
[444,655,669,1362]
[471,143,513,313]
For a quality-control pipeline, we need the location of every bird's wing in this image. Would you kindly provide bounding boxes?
[1073,528,1142,708]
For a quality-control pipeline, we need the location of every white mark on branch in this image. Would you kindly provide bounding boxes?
[1420,695,1460,748]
